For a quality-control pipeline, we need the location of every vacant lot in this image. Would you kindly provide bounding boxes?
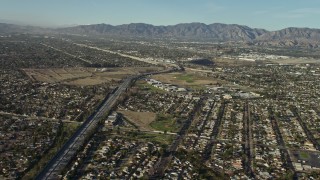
[118,110,156,131]
[23,67,162,86]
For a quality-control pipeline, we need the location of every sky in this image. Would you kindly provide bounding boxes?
[0,0,320,30]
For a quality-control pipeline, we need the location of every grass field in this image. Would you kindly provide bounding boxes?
[149,113,180,133]
[299,151,310,159]
[151,71,219,87]
[135,81,166,93]
[177,74,195,83]
[133,133,174,145]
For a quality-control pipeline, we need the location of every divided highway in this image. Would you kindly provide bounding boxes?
[36,76,135,180]
[36,68,177,180]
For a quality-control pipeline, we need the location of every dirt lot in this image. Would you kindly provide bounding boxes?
[118,110,156,131]
[23,67,163,86]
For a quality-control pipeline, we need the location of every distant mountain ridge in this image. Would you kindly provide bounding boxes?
[1,22,320,48]
[0,23,49,34]
[56,23,320,47]
[58,23,268,41]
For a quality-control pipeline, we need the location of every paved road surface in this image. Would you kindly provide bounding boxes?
[35,76,136,180]
[35,67,176,180]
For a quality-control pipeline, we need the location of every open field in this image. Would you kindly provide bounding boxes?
[118,111,179,133]
[135,81,166,93]
[149,114,180,133]
[151,70,220,87]
[118,110,156,131]
[269,58,320,64]
[214,58,257,66]
[23,67,162,86]
[133,133,174,145]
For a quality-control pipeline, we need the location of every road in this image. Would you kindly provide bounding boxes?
[35,67,176,180]
[71,42,169,66]
[291,106,320,151]
[35,76,136,180]
[202,101,226,161]
[243,101,254,178]
[149,98,203,179]
[268,107,297,178]
[193,100,215,148]
[41,43,93,65]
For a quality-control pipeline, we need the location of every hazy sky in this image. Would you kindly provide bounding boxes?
[1,0,320,30]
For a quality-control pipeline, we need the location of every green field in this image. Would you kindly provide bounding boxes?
[299,151,310,159]
[177,74,195,83]
[135,81,165,93]
[150,113,180,132]
[134,133,174,145]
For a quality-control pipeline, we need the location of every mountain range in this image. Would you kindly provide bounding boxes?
[1,22,320,48]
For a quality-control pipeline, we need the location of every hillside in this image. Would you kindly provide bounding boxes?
[1,22,320,48]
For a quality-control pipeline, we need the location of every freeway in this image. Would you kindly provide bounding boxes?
[41,43,93,65]
[70,42,179,69]
[35,67,177,180]
[72,42,161,65]
[35,76,136,180]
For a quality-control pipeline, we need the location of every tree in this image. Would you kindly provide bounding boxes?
[117,126,120,134]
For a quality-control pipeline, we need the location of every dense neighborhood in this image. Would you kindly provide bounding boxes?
[0,34,319,179]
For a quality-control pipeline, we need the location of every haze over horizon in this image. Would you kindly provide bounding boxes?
[1,0,320,30]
